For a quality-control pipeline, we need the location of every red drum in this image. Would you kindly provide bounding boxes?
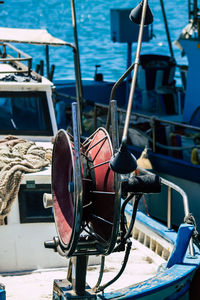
[84,127,116,242]
[52,130,75,249]
[52,128,120,256]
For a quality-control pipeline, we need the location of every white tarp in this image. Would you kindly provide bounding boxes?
[0,27,68,46]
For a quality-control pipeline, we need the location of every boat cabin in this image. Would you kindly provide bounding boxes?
[0,41,69,272]
[0,42,57,142]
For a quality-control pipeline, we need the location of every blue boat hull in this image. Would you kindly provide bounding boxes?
[104,266,194,299]
[52,205,200,299]
[54,79,127,107]
[129,145,200,230]
[102,210,200,300]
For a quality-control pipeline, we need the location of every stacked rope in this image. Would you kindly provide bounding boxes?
[0,135,52,224]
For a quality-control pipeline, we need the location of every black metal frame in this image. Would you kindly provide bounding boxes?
[18,183,54,223]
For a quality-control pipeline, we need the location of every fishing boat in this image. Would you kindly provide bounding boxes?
[2,171,200,300]
[0,1,200,299]
[45,135,200,300]
[44,92,200,299]
[0,36,69,274]
[51,0,200,232]
[38,1,200,299]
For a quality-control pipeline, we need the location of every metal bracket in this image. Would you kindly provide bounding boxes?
[53,279,96,300]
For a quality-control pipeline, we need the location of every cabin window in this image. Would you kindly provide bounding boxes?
[18,183,54,223]
[0,91,53,136]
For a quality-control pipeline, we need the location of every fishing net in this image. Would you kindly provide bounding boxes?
[0,135,52,224]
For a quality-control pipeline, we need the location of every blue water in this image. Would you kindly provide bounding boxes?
[0,0,188,82]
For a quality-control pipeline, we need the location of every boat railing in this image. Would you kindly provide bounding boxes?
[86,101,200,133]
[54,94,200,160]
[129,112,200,152]
[138,166,194,256]
[90,102,200,153]
[0,42,42,82]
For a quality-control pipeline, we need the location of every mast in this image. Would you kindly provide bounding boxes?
[188,0,200,36]
[160,0,174,59]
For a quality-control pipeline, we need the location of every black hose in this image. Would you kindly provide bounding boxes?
[96,240,132,293]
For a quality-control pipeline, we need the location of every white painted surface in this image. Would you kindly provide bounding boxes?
[0,223,67,272]
[0,53,61,272]
[0,167,66,272]
[0,238,166,299]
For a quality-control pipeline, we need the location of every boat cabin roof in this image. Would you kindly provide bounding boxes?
[0,63,53,91]
[0,41,54,92]
[0,27,68,46]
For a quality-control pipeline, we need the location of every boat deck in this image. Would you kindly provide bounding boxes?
[0,239,165,300]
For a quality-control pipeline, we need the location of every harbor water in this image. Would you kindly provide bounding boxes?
[0,0,188,82]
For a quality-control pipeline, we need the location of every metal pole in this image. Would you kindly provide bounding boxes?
[45,45,50,79]
[68,102,83,257]
[71,256,88,295]
[122,0,148,145]
[151,117,156,152]
[70,0,84,134]
[110,100,119,152]
[160,0,174,59]
[94,104,97,130]
[126,42,132,105]
[105,62,135,132]
[167,187,172,230]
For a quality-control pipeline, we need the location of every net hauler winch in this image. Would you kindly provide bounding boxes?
[50,102,121,258]
[44,100,122,299]
[44,100,162,300]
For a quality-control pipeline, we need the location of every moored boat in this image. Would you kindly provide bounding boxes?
[1,1,200,299]
[52,0,200,232]
[0,40,66,272]
[42,3,200,296]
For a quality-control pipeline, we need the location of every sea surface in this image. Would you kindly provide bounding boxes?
[0,0,188,82]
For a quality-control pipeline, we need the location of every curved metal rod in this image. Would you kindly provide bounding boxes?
[106,63,135,131]
[138,167,190,221]
[61,38,83,135]
[138,167,194,256]
[110,100,120,151]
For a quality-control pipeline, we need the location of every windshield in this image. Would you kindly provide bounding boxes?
[0,91,53,136]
